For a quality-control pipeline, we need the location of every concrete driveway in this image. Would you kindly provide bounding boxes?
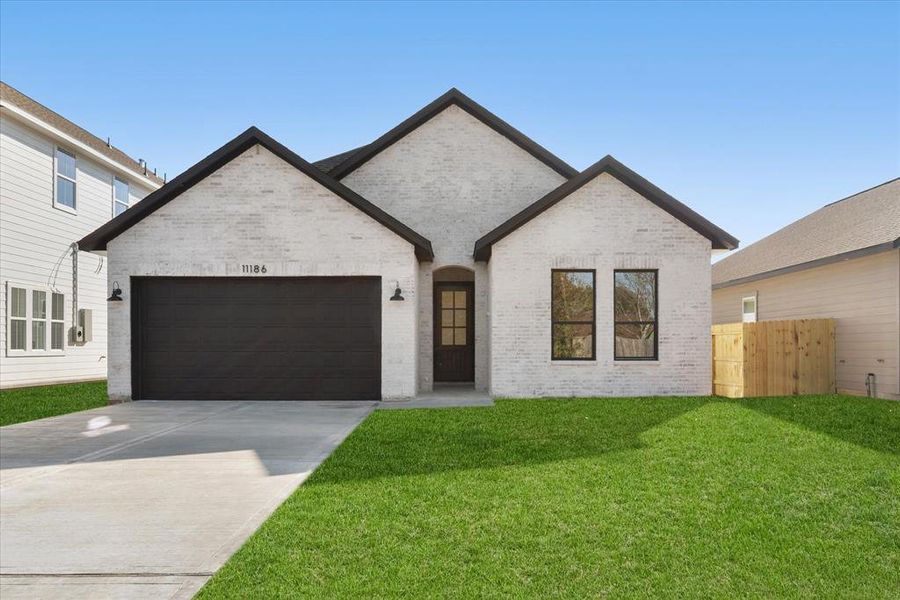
[0,400,374,599]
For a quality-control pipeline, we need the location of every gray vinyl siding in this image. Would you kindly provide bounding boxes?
[712,249,900,399]
[0,114,153,388]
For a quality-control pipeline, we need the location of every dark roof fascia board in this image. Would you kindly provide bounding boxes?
[712,238,900,290]
[473,155,739,261]
[77,127,434,261]
[327,88,578,180]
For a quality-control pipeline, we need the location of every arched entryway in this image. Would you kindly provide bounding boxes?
[433,266,475,383]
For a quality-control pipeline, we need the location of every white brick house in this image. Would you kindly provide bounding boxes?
[0,82,163,388]
[78,89,737,402]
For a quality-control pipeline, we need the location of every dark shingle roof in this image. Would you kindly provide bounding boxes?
[712,178,900,287]
[0,81,164,186]
[313,145,370,173]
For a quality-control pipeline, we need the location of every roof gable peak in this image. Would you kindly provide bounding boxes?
[473,155,739,260]
[326,89,577,180]
[78,126,433,260]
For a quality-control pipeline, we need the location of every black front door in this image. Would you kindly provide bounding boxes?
[433,282,475,382]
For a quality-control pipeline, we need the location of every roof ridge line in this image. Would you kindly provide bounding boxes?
[823,176,900,207]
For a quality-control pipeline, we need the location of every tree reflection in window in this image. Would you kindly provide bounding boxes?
[614,270,657,360]
[551,270,595,360]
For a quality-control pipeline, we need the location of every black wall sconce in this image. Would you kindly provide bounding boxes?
[107,281,123,302]
[390,281,404,301]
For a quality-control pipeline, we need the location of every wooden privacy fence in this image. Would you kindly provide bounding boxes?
[712,319,836,398]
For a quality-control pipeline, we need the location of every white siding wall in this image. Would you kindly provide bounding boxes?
[343,105,567,390]
[106,145,419,401]
[0,115,152,388]
[489,173,713,397]
[712,250,900,399]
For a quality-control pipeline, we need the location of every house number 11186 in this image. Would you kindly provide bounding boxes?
[241,264,267,274]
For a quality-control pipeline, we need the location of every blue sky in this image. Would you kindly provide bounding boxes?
[1,1,897,247]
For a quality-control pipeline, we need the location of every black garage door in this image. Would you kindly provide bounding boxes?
[131,277,381,400]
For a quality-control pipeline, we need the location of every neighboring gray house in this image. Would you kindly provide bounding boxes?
[0,82,163,389]
[78,89,737,402]
[712,179,900,400]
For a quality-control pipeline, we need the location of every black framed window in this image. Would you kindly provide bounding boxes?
[614,270,658,360]
[551,270,595,360]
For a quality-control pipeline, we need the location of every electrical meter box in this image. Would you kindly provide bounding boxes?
[75,308,93,343]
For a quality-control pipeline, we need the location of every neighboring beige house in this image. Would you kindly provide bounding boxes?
[712,179,900,400]
[0,82,163,388]
[77,89,737,402]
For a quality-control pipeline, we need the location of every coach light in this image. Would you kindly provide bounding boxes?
[107,282,123,302]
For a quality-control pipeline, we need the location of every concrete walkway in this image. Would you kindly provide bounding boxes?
[379,385,494,410]
[0,400,374,599]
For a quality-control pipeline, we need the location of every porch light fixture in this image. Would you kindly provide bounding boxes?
[390,281,404,301]
[107,281,123,302]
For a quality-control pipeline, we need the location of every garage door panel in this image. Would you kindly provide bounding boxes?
[134,278,381,400]
[342,350,381,368]
[142,350,193,370]
[283,331,379,350]
[143,328,196,349]
[285,365,380,380]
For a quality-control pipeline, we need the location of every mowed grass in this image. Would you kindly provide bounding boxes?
[199,395,899,599]
[0,381,107,426]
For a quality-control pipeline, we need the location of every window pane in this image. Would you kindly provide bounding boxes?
[453,291,466,308]
[742,299,757,323]
[441,309,454,326]
[32,320,46,350]
[614,271,656,321]
[10,319,26,350]
[56,148,76,179]
[454,327,466,346]
[441,327,454,346]
[552,271,594,321]
[114,200,128,216]
[57,177,76,208]
[51,322,64,350]
[52,293,64,320]
[552,323,593,359]
[615,323,656,359]
[114,177,129,202]
[454,309,466,326]
[33,290,46,319]
[441,291,453,309]
[10,287,26,318]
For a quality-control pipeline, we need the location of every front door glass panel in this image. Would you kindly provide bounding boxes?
[440,289,467,346]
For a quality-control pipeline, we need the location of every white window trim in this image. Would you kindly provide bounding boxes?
[53,147,77,215]
[113,176,129,217]
[7,284,27,356]
[5,282,66,357]
[742,295,758,323]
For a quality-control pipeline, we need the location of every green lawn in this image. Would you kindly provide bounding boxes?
[0,381,107,426]
[199,395,899,599]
